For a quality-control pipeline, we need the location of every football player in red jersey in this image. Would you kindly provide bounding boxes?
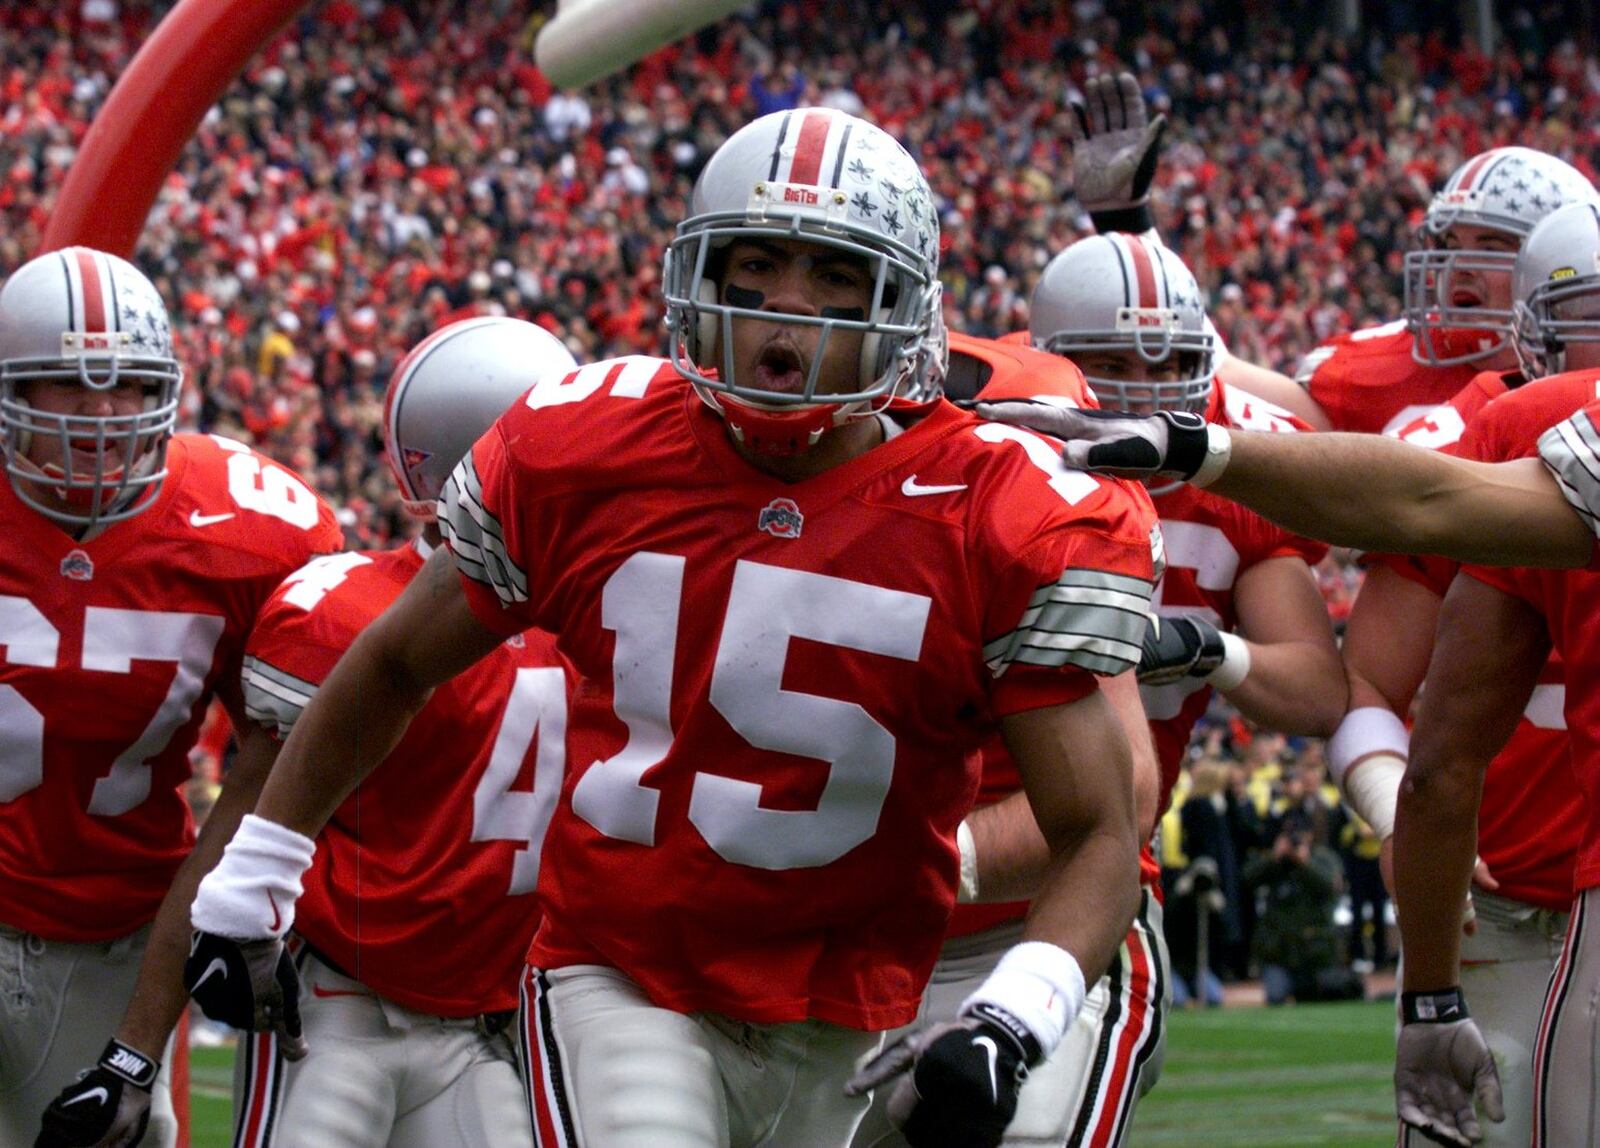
[184,108,1161,1148]
[860,234,1342,1148]
[1329,204,1600,1148]
[976,202,1600,1148]
[0,247,342,1148]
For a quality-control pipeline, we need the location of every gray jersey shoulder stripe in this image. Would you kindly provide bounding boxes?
[1540,417,1600,534]
[242,656,317,737]
[441,455,530,605]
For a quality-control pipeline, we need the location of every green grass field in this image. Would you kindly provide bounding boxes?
[187,999,1398,1147]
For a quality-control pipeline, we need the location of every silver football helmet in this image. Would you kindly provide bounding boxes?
[1405,147,1598,366]
[0,246,182,528]
[662,107,944,454]
[1030,233,1215,413]
[1513,201,1600,380]
[383,316,577,516]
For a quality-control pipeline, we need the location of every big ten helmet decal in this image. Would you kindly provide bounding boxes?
[1512,202,1600,381]
[383,317,578,516]
[1405,147,1600,367]
[0,246,182,528]
[1029,233,1215,415]
[661,107,945,454]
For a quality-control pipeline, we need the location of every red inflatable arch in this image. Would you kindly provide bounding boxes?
[40,0,312,257]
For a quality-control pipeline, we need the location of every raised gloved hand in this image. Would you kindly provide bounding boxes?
[1394,989,1504,1147]
[845,1002,1041,1148]
[1070,71,1168,234]
[974,403,1232,485]
[1138,614,1227,685]
[184,931,308,1061]
[34,1040,158,1148]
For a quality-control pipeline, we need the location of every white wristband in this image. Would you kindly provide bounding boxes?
[1205,631,1252,691]
[1342,752,1406,840]
[191,814,316,940]
[1191,423,1232,487]
[956,820,980,904]
[962,941,1086,1058]
[1328,707,1411,839]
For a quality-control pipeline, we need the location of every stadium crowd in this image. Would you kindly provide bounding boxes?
[3,0,1598,1005]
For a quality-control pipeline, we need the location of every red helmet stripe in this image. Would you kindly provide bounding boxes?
[73,248,108,333]
[789,110,832,187]
[1125,234,1159,309]
[1456,150,1499,191]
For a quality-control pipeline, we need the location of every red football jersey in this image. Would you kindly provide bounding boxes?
[1452,376,1600,900]
[243,542,571,1015]
[0,434,340,941]
[1298,320,1482,435]
[440,357,1161,1030]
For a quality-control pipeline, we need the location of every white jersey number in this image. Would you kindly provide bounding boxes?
[1141,522,1236,721]
[211,435,323,529]
[571,553,931,870]
[471,665,569,895]
[0,601,225,812]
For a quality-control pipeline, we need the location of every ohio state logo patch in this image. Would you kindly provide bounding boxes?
[60,549,94,581]
[758,497,803,539]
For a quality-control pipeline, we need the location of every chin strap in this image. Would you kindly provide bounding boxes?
[718,395,849,456]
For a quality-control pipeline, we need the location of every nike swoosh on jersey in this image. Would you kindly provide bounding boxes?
[63,1086,111,1108]
[973,1034,1000,1102]
[189,510,237,527]
[901,476,969,496]
[190,957,229,994]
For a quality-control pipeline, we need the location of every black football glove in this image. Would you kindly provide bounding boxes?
[184,930,307,1061]
[973,403,1223,483]
[34,1040,157,1148]
[1138,614,1227,685]
[845,1002,1041,1148]
[1070,71,1168,234]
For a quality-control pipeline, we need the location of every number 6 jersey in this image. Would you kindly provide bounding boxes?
[0,433,341,942]
[441,358,1162,1030]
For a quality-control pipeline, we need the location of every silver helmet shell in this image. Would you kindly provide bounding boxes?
[661,107,945,429]
[383,316,577,514]
[1404,147,1599,367]
[1029,233,1215,414]
[1512,201,1600,380]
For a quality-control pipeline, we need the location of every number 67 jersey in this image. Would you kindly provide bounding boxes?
[441,359,1161,1031]
[0,433,341,942]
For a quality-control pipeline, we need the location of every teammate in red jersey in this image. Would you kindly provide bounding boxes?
[185,108,1161,1148]
[860,234,1341,1148]
[222,317,577,1148]
[1331,206,1600,1146]
[1,247,341,1148]
[975,202,1600,1148]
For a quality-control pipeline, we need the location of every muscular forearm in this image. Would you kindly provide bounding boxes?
[1224,638,1346,736]
[966,791,1050,903]
[1394,758,1482,991]
[1212,434,1591,567]
[1023,825,1141,984]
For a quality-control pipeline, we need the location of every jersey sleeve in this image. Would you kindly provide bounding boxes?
[982,477,1160,716]
[1538,402,1600,548]
[440,420,542,637]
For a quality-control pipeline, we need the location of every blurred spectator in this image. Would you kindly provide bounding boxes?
[1244,809,1359,1005]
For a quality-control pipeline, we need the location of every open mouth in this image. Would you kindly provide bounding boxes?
[754,343,807,396]
[1448,286,1485,308]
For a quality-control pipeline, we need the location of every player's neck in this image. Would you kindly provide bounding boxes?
[731,415,884,482]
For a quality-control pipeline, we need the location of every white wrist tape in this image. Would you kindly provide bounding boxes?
[191,814,316,940]
[962,941,1086,1058]
[1191,423,1232,487]
[1205,631,1252,691]
[956,820,980,905]
[1328,707,1411,839]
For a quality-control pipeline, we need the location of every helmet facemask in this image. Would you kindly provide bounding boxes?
[1,335,181,529]
[1514,273,1600,380]
[1041,312,1215,416]
[1404,223,1521,367]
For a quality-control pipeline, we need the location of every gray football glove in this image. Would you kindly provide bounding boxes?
[1070,71,1167,234]
[1395,990,1504,1147]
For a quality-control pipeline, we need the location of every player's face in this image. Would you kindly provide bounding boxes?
[19,376,152,476]
[1434,224,1519,312]
[1077,348,1185,415]
[717,237,872,400]
[1554,291,1600,371]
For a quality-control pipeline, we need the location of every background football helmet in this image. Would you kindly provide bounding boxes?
[1512,201,1600,380]
[661,107,944,453]
[0,246,182,528]
[1404,147,1599,366]
[383,316,577,516]
[1029,233,1216,414]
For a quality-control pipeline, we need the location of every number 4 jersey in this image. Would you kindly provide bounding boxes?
[242,541,572,1015]
[0,433,341,942]
[440,358,1162,1030]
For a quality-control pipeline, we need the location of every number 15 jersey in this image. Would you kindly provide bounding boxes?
[441,358,1161,1031]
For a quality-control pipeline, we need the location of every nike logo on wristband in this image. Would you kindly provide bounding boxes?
[63,1087,110,1107]
[268,890,282,933]
[973,1035,1000,1102]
